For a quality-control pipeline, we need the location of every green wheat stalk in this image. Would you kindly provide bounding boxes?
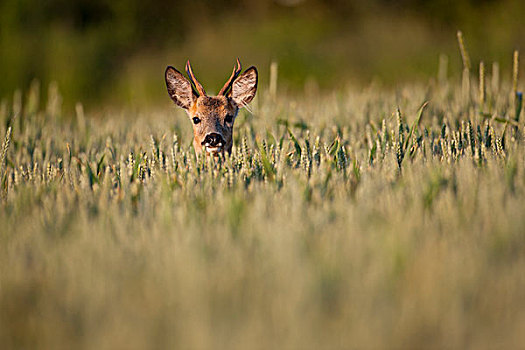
[0,126,12,195]
[479,61,485,108]
[512,50,519,99]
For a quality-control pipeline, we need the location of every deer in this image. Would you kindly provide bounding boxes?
[165,59,258,156]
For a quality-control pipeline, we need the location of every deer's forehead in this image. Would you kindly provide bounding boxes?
[190,96,235,116]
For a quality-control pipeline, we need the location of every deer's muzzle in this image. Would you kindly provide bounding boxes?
[201,133,226,153]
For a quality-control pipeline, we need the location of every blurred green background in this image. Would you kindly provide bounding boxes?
[1,0,524,110]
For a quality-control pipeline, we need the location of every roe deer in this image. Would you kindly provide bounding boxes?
[165,59,258,155]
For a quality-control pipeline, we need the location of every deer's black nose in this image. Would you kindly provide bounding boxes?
[202,133,225,147]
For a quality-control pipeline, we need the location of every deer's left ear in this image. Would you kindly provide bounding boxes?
[231,67,258,107]
[165,66,196,109]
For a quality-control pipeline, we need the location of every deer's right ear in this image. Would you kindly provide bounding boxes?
[231,67,258,107]
[165,66,196,109]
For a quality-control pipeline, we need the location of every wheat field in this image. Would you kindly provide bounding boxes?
[1,56,524,349]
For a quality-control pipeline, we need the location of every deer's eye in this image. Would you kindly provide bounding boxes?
[225,114,233,123]
[192,117,201,124]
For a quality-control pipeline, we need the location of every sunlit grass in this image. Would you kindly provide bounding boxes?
[0,62,524,348]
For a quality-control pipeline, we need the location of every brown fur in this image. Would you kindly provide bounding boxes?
[165,60,258,156]
[190,96,237,154]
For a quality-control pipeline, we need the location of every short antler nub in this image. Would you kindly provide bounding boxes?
[218,58,242,96]
[185,60,207,96]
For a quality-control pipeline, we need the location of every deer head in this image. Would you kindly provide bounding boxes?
[165,59,258,155]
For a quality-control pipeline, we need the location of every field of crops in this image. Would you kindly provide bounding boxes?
[1,55,524,348]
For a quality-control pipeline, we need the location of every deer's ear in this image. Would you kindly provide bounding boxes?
[165,66,196,109]
[231,66,258,107]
